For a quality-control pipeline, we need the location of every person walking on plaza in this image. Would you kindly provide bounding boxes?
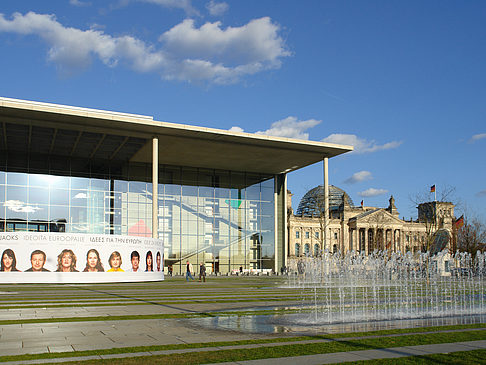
[185,260,194,281]
[199,262,206,282]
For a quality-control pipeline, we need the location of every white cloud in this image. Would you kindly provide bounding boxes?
[322,134,402,154]
[344,171,372,184]
[139,0,200,16]
[228,126,244,133]
[476,190,486,197]
[250,116,321,140]
[206,0,229,16]
[358,188,388,197]
[229,117,320,140]
[0,12,158,76]
[0,12,289,84]
[69,0,91,7]
[159,17,289,68]
[4,200,42,213]
[469,133,486,143]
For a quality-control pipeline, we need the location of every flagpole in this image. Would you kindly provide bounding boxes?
[431,184,436,202]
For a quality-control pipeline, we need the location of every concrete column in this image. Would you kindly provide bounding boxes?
[274,174,287,273]
[323,158,329,252]
[152,137,158,239]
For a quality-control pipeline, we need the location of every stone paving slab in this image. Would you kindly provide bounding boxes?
[0,300,297,320]
[1,346,49,357]
[403,342,478,354]
[214,352,368,365]
[347,348,421,360]
[0,340,22,349]
[100,352,153,359]
[455,339,486,348]
[0,317,268,356]
[383,346,432,356]
[47,345,75,353]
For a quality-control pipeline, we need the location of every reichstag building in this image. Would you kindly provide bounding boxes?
[288,185,455,257]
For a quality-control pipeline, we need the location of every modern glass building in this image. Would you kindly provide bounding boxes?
[0,97,352,278]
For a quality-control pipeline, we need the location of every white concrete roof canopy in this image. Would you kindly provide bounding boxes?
[0,97,353,174]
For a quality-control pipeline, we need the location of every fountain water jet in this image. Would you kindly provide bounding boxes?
[288,250,486,325]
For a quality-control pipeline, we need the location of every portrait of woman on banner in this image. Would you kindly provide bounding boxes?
[56,249,79,272]
[145,251,153,272]
[107,251,124,272]
[83,249,105,272]
[1,249,20,272]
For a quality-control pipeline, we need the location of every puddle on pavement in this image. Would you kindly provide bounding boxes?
[186,311,486,335]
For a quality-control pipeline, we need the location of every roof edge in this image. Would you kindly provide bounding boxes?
[0,96,154,122]
[0,96,354,154]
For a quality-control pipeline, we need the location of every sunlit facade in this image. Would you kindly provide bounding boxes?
[288,186,455,257]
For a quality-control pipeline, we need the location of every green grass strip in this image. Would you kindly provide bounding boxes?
[339,349,486,364]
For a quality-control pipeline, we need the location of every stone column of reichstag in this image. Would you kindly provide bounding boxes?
[365,229,369,255]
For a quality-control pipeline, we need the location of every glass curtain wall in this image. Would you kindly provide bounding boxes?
[159,168,275,274]
[0,166,275,274]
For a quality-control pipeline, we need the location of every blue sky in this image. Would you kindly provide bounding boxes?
[0,0,485,220]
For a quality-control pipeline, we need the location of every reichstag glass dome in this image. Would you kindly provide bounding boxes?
[296,185,354,217]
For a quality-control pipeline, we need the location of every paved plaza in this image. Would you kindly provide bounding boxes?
[0,276,485,364]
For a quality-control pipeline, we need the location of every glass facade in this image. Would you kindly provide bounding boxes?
[0,166,275,274]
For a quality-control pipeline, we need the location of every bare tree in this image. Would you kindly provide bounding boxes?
[456,216,486,257]
[417,202,439,252]
[314,193,329,253]
[410,184,458,253]
[409,184,458,208]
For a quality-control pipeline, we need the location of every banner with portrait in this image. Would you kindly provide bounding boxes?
[0,232,164,283]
